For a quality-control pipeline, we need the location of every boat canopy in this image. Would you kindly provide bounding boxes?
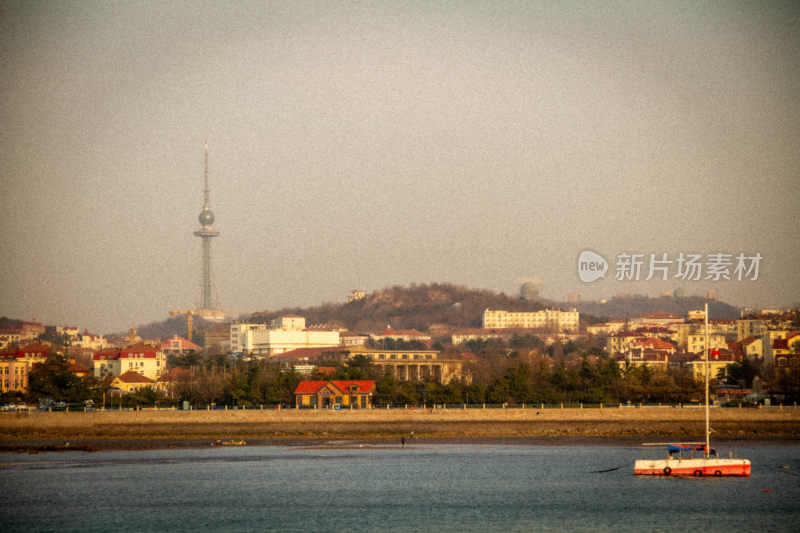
[667,443,715,454]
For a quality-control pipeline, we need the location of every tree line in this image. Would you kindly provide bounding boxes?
[4,336,799,407]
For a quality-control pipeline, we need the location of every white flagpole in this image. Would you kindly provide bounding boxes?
[704,302,710,459]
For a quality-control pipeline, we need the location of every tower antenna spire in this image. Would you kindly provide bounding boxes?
[203,139,210,207]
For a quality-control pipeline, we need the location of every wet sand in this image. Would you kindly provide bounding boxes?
[2,406,798,451]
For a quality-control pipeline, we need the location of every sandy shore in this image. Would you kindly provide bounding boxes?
[2,406,798,451]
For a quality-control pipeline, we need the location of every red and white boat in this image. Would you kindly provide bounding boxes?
[634,304,751,477]
[634,443,751,477]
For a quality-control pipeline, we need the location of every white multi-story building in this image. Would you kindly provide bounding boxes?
[229,323,268,353]
[685,333,728,355]
[92,342,166,380]
[270,314,306,331]
[482,309,580,332]
[230,316,340,356]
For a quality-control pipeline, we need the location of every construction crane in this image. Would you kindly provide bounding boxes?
[169,310,194,342]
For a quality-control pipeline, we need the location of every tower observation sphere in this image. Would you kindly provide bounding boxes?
[199,207,215,227]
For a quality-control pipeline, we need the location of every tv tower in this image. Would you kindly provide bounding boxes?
[193,140,220,311]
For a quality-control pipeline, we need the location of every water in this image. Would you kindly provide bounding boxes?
[1,443,798,532]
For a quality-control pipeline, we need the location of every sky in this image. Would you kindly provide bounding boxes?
[1,1,798,334]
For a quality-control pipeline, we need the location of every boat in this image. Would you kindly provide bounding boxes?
[633,303,751,477]
[213,438,246,446]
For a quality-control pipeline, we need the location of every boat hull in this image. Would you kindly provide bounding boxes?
[634,458,750,477]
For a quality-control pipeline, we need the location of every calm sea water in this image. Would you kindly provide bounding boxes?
[1,442,798,532]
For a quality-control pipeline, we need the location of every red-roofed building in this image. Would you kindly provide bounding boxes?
[606,332,644,354]
[372,327,432,345]
[294,380,375,409]
[686,351,742,381]
[740,336,763,359]
[16,342,51,365]
[628,337,676,354]
[92,343,166,380]
[111,370,156,394]
[160,335,202,355]
[774,332,800,372]
[68,359,91,378]
[272,346,468,385]
[616,349,672,372]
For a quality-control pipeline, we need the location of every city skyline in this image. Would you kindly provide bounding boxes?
[2,1,798,333]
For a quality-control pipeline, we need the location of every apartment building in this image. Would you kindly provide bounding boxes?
[482,309,579,332]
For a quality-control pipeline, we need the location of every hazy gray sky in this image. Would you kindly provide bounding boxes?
[1,1,798,334]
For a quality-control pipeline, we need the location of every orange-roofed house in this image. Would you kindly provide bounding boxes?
[294,380,375,409]
[68,359,91,378]
[160,335,202,355]
[774,332,800,373]
[111,370,156,394]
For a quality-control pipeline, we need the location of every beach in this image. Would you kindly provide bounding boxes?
[1,405,798,451]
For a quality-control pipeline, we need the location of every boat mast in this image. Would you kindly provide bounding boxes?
[704,302,710,459]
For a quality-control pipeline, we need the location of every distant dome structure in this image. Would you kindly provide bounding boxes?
[199,207,215,227]
[518,278,541,301]
[673,288,686,298]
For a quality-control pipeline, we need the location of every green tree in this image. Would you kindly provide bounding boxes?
[716,358,760,389]
[375,370,420,405]
[264,370,300,406]
[28,353,89,402]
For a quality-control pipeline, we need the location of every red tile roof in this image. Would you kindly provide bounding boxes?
[17,342,50,353]
[122,342,158,352]
[160,336,202,351]
[271,346,346,360]
[115,370,155,384]
[93,350,120,360]
[631,338,675,350]
[378,328,429,337]
[294,380,375,395]
[157,367,193,382]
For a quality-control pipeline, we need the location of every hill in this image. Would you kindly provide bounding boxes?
[550,294,741,322]
[123,284,745,340]
[246,283,541,332]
